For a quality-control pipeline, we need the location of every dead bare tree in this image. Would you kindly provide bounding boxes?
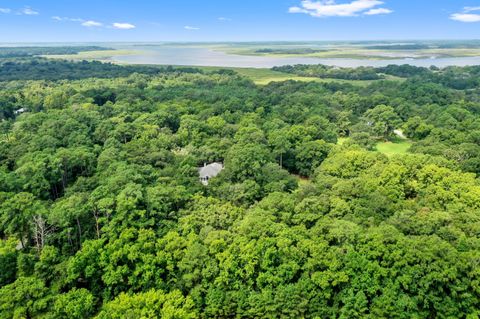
[32,215,55,253]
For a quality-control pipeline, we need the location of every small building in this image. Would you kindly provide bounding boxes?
[14,108,26,115]
[198,162,224,186]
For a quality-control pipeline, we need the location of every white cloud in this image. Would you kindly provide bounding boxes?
[464,7,480,12]
[451,6,480,23]
[0,8,11,14]
[55,17,135,29]
[289,7,308,14]
[364,7,392,15]
[52,16,84,22]
[112,22,136,29]
[218,17,232,21]
[21,7,39,15]
[184,25,200,30]
[450,13,480,23]
[289,0,392,17]
[82,20,103,27]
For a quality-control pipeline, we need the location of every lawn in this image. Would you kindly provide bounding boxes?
[376,140,412,156]
[337,137,412,156]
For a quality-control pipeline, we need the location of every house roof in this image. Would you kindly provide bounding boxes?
[199,162,224,179]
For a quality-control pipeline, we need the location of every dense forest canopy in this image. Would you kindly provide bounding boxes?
[2,57,480,318]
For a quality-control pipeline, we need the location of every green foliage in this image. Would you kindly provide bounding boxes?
[53,288,95,319]
[0,59,209,81]
[0,192,47,248]
[96,290,196,319]
[403,116,434,140]
[0,277,50,318]
[0,239,17,286]
[273,64,383,80]
[364,104,402,139]
[295,140,333,176]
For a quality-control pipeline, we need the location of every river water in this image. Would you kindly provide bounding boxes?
[111,44,480,68]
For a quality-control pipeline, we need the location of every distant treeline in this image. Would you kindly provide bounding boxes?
[0,46,110,58]
[0,59,207,81]
[273,64,384,80]
[378,64,480,89]
[366,44,431,50]
[274,63,480,90]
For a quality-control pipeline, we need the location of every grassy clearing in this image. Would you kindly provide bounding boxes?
[376,140,412,156]
[233,67,403,85]
[236,68,369,86]
[221,67,403,86]
[336,136,412,156]
[197,66,381,86]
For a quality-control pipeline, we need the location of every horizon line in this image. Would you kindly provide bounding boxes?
[1,38,480,44]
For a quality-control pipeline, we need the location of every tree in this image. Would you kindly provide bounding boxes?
[0,277,50,318]
[0,192,47,248]
[337,111,353,137]
[364,105,401,139]
[224,143,272,182]
[403,116,433,140]
[53,288,95,319]
[295,140,332,177]
[50,193,91,250]
[95,290,196,319]
[347,132,377,151]
[268,129,291,167]
[0,239,17,286]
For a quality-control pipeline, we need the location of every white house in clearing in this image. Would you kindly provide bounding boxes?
[198,162,224,186]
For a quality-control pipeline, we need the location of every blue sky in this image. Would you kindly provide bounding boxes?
[0,0,480,42]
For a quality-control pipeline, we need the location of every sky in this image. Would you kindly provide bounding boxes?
[0,0,480,42]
